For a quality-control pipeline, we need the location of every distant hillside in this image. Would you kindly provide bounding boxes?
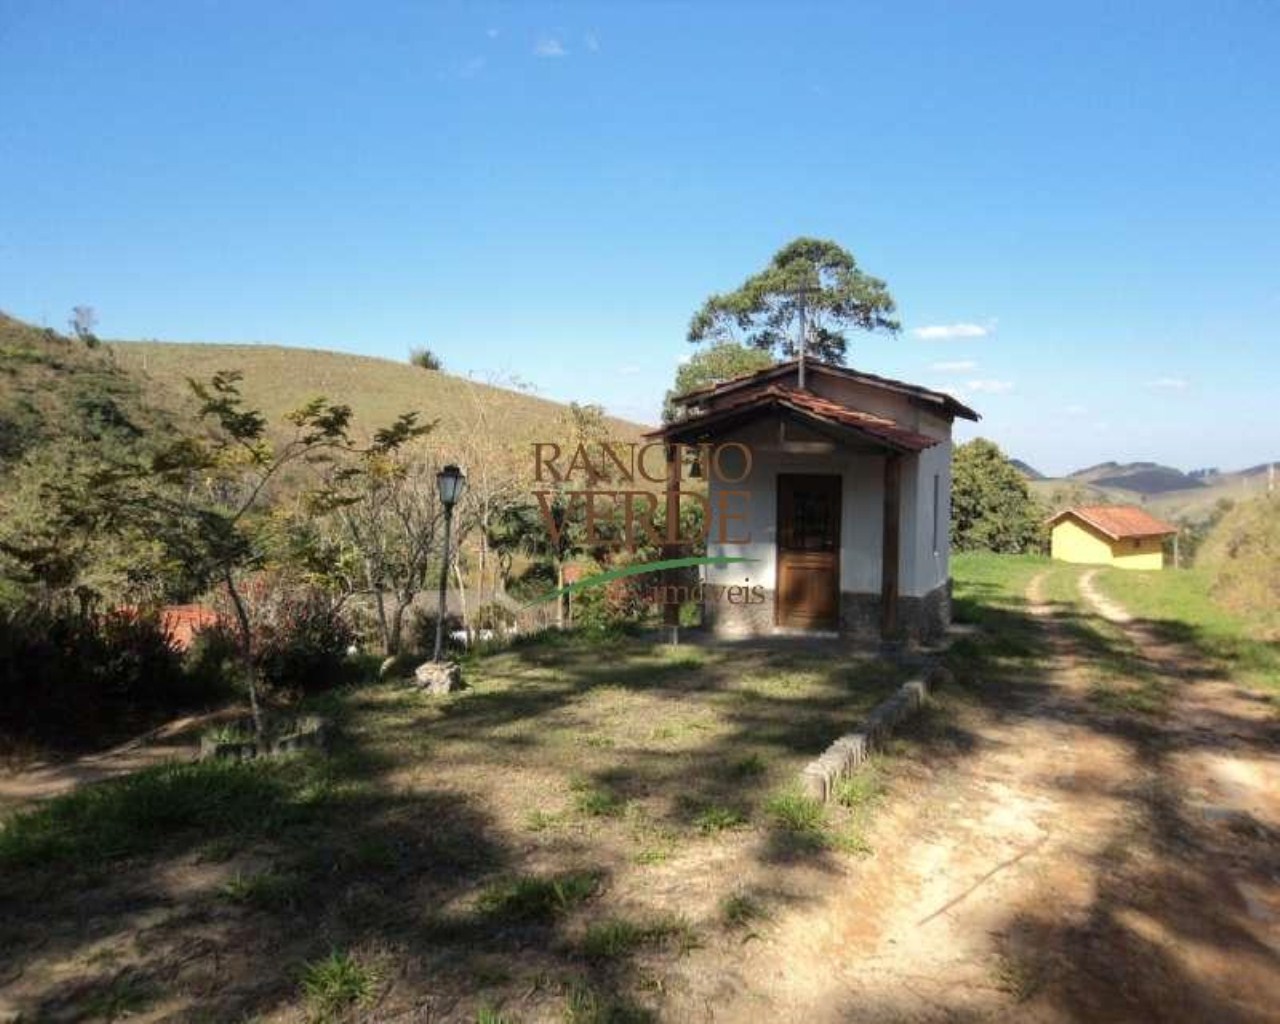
[1030,456,1276,524]
[110,340,650,457]
[1067,461,1203,495]
[1010,459,1043,480]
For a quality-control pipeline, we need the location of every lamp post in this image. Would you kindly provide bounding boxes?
[433,464,466,663]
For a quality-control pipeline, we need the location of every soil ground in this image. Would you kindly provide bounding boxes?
[660,566,1280,1023]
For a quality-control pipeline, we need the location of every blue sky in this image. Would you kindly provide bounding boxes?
[2,1,1277,476]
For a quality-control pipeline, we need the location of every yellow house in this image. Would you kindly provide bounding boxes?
[1047,505,1176,570]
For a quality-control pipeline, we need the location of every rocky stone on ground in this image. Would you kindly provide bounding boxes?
[413,660,462,694]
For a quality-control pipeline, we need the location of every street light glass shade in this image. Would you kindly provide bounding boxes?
[436,464,466,508]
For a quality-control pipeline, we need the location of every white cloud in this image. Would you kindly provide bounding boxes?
[939,379,1015,396]
[929,359,977,373]
[584,31,600,52]
[675,353,692,366]
[534,35,567,57]
[1145,376,1189,391]
[965,379,1014,394]
[912,323,990,340]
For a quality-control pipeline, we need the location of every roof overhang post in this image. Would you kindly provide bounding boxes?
[663,442,682,644]
[880,452,902,640]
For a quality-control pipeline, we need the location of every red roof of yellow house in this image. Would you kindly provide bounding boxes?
[1047,505,1177,541]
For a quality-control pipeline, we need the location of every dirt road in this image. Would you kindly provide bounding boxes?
[681,569,1280,1022]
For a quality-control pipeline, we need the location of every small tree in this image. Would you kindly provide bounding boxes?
[69,306,100,348]
[316,446,445,657]
[154,371,423,731]
[663,343,773,422]
[951,439,1044,554]
[687,237,899,364]
[409,347,444,371]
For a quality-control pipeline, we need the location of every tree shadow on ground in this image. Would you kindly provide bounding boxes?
[887,577,1280,1024]
[6,577,1277,1022]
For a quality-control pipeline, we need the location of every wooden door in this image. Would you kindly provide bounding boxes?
[776,474,841,629]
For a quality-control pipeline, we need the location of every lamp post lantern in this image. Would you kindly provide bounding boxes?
[433,464,466,663]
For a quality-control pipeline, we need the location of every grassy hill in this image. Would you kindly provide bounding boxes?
[3,308,651,476]
[0,312,175,468]
[110,340,649,456]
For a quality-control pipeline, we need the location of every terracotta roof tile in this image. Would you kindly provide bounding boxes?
[1049,505,1178,540]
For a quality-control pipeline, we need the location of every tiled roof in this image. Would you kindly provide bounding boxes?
[1049,505,1178,540]
[671,358,980,422]
[648,383,941,452]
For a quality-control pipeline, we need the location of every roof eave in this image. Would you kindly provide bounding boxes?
[671,358,980,422]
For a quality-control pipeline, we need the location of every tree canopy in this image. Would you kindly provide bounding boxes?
[662,343,773,422]
[951,438,1044,554]
[687,237,899,364]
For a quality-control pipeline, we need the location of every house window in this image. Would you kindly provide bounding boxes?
[931,473,941,554]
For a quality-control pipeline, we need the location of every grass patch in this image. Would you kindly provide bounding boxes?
[82,973,154,1020]
[571,778,628,818]
[692,803,748,835]
[580,914,699,960]
[476,871,600,923]
[220,869,306,912]
[834,761,886,810]
[1096,566,1280,697]
[525,809,566,832]
[719,891,768,930]
[476,1005,517,1024]
[0,758,324,869]
[992,951,1044,1002]
[563,979,655,1023]
[300,950,375,1020]
[764,790,828,849]
[722,753,767,780]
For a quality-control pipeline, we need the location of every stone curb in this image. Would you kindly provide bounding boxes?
[800,665,951,802]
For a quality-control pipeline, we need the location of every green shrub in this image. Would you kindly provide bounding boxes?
[408,347,443,371]
[0,604,219,747]
[252,590,355,695]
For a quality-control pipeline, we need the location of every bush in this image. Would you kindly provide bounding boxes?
[506,562,556,603]
[473,601,517,631]
[408,347,443,371]
[0,604,218,748]
[251,591,355,695]
[952,438,1044,554]
[184,620,244,694]
[409,606,463,658]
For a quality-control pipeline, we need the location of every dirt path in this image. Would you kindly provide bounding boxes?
[674,569,1280,1022]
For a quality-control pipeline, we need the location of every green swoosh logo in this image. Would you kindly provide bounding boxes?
[525,556,759,607]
